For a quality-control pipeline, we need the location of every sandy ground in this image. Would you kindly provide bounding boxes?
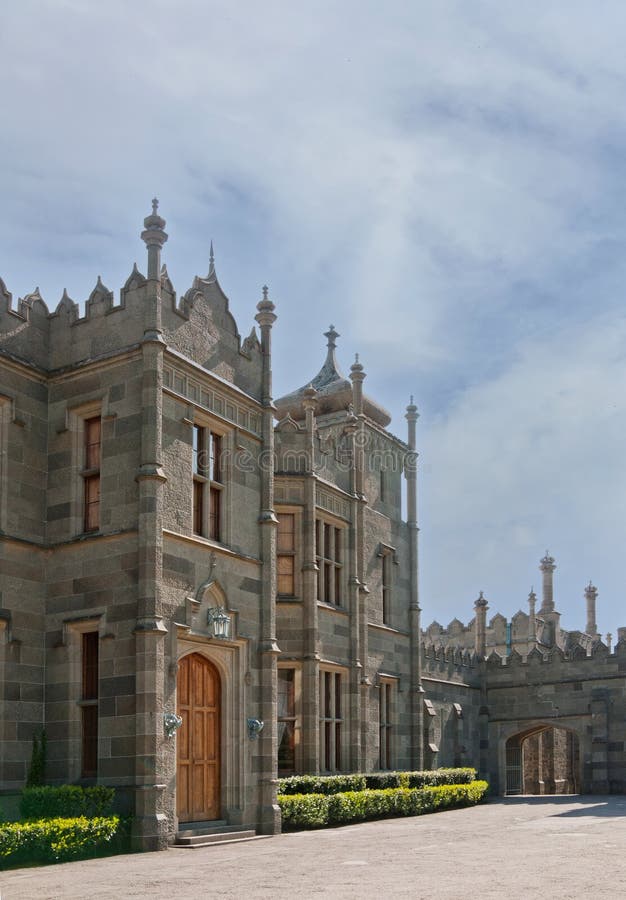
[2,795,626,900]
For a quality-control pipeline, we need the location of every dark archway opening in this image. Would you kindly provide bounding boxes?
[506,725,580,795]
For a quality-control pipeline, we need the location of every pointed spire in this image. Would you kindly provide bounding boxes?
[208,240,216,278]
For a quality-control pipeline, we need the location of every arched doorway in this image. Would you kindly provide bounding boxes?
[505,725,580,795]
[177,653,221,822]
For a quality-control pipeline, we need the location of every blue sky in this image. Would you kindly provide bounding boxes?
[2,1,625,637]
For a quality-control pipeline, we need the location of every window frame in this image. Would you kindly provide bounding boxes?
[192,420,227,543]
[319,668,345,773]
[315,515,346,607]
[378,677,396,770]
[277,665,301,775]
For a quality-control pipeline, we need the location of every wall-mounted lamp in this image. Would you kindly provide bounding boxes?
[247,717,264,741]
[208,606,230,640]
[164,712,183,738]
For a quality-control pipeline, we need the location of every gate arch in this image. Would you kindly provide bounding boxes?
[505,723,580,795]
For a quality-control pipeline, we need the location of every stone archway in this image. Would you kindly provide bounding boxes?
[505,724,580,795]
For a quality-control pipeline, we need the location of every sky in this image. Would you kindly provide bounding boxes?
[1,0,625,637]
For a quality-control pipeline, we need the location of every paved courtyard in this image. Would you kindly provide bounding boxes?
[2,796,626,899]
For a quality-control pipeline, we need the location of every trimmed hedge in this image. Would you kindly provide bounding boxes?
[278,768,477,796]
[20,785,115,821]
[0,816,120,866]
[279,780,488,829]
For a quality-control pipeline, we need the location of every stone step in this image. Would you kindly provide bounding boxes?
[174,829,263,848]
[176,820,231,838]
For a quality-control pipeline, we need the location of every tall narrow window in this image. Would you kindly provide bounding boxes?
[382,553,392,625]
[277,513,296,597]
[379,681,393,769]
[83,416,101,532]
[315,519,344,606]
[278,668,297,774]
[81,631,99,777]
[320,671,343,772]
[193,425,223,541]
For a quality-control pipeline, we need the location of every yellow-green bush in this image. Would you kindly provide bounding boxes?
[279,780,488,830]
[278,768,477,796]
[0,816,120,867]
[20,785,115,820]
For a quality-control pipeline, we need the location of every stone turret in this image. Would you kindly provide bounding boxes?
[275,327,391,425]
[585,581,599,638]
[474,591,488,658]
[539,552,556,614]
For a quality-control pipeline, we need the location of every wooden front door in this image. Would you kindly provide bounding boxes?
[176,653,221,822]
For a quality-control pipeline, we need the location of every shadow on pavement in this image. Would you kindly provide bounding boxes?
[494,794,626,819]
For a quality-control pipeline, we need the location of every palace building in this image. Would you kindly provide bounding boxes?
[1,203,624,850]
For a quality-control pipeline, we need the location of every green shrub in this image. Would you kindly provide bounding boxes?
[0,816,120,867]
[278,774,366,796]
[278,780,489,830]
[26,730,47,787]
[20,785,115,821]
[279,768,476,796]
[363,772,403,789]
[278,793,330,828]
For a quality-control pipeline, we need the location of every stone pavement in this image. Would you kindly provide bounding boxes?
[2,796,626,900]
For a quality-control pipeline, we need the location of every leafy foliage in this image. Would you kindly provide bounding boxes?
[278,774,367,796]
[20,785,115,821]
[25,730,47,787]
[278,780,489,830]
[279,768,477,796]
[0,816,120,867]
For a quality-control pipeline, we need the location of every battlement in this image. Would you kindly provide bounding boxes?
[0,209,265,397]
[485,636,626,669]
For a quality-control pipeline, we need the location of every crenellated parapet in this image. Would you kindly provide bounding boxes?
[0,206,266,395]
[421,640,481,686]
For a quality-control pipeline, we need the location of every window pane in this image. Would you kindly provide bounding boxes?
[278,556,295,595]
[82,632,99,700]
[84,417,101,470]
[192,425,204,475]
[193,480,204,535]
[209,486,221,540]
[210,432,222,482]
[278,721,295,774]
[277,514,295,552]
[84,475,100,532]
[82,705,98,777]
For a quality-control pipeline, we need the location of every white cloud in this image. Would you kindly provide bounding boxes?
[2,0,626,631]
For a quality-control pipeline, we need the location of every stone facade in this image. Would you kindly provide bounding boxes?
[1,204,624,851]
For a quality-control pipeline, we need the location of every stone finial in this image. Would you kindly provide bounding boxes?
[540,551,556,572]
[585,580,598,599]
[405,395,419,420]
[528,587,537,604]
[324,324,339,349]
[141,198,168,279]
[474,590,488,609]
[255,284,276,327]
[302,384,318,410]
[208,240,216,278]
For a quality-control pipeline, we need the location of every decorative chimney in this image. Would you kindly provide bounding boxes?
[474,591,488,658]
[584,581,598,638]
[539,552,556,614]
